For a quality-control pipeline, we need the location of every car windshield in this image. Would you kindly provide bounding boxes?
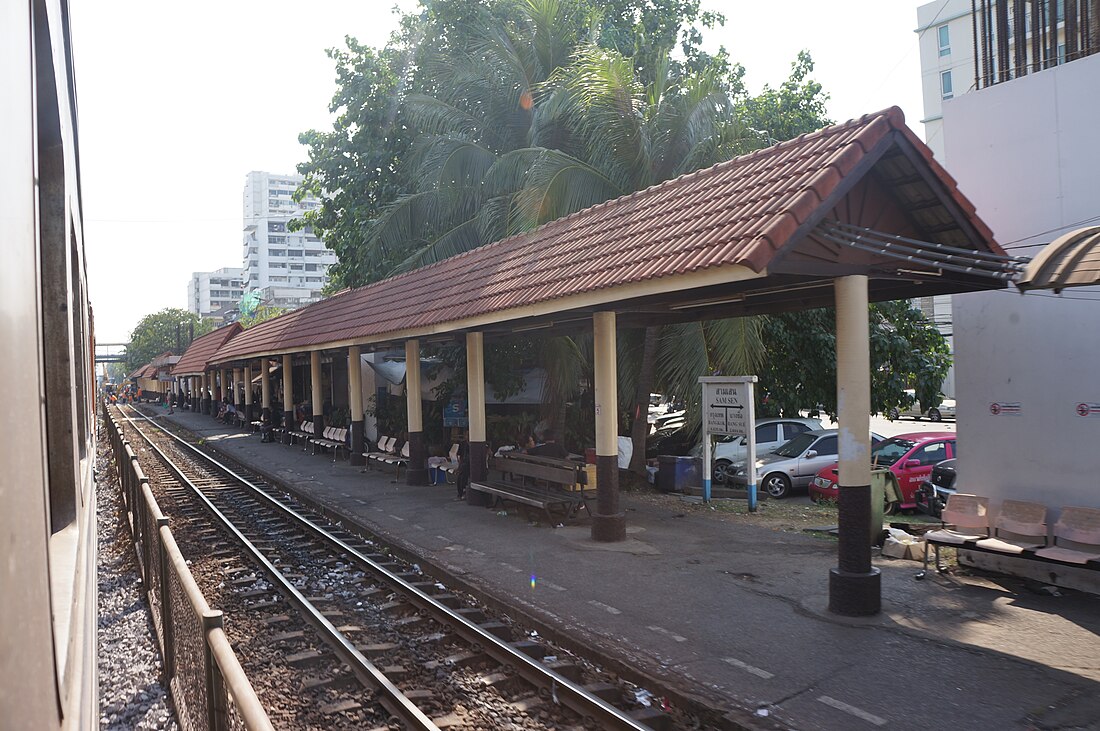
[773,433,818,458]
[871,438,916,467]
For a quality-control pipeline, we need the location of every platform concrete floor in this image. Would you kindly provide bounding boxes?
[154,408,1100,730]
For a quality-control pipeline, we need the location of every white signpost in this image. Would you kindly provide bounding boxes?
[699,376,758,511]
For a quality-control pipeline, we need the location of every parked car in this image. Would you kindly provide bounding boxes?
[888,389,956,422]
[648,393,686,433]
[710,417,822,484]
[809,432,956,511]
[914,458,957,517]
[727,429,884,499]
[645,425,696,459]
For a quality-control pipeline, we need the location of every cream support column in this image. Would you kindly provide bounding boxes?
[233,367,243,405]
[348,346,365,466]
[465,332,489,504]
[243,364,254,424]
[201,372,211,414]
[592,311,626,542]
[190,376,197,409]
[221,368,230,405]
[311,350,323,434]
[282,354,294,444]
[405,339,428,485]
[233,368,243,427]
[261,359,271,413]
[829,275,880,616]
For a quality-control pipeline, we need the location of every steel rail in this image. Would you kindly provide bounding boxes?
[124,407,650,731]
[118,407,440,731]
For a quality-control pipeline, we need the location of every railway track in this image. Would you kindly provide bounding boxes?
[114,405,673,730]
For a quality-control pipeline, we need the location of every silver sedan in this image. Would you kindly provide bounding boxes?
[730,429,883,499]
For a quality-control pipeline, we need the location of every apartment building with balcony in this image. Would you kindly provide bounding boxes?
[187,267,245,321]
[241,171,336,308]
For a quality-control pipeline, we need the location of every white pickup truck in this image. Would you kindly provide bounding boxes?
[888,389,956,422]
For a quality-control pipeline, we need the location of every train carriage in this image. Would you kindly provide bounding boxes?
[1,1,99,729]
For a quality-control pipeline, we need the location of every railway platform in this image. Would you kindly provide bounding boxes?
[159,409,1100,731]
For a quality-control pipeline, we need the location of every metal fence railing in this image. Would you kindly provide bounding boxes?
[105,408,272,731]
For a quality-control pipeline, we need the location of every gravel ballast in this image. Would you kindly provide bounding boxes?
[97,433,178,731]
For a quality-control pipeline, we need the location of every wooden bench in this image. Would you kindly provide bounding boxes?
[469,453,592,523]
[918,496,1100,579]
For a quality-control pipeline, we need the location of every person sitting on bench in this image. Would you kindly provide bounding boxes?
[259,407,275,442]
[529,430,568,459]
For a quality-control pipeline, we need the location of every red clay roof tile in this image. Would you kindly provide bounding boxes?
[172,323,243,374]
[210,107,1000,363]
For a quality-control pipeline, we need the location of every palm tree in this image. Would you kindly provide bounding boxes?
[362,1,769,466]
[522,43,767,471]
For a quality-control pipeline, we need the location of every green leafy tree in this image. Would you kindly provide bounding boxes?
[294,38,413,288]
[297,0,740,287]
[238,305,290,329]
[735,51,830,144]
[298,1,950,476]
[126,308,213,371]
[755,301,951,420]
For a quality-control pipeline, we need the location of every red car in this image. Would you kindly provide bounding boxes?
[809,432,956,511]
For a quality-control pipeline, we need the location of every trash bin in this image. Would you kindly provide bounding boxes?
[657,455,678,492]
[657,455,702,493]
[679,457,702,491]
[870,469,901,544]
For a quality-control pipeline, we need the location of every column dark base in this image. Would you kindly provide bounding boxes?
[203,398,211,415]
[465,441,489,505]
[828,567,882,616]
[466,489,491,507]
[282,410,294,444]
[407,431,427,485]
[244,404,253,426]
[349,420,365,466]
[591,512,626,542]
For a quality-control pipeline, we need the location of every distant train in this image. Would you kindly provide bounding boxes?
[1,1,99,729]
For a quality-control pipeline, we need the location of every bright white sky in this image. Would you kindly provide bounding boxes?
[74,0,931,343]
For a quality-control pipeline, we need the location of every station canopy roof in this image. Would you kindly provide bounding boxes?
[1016,226,1100,293]
[172,323,243,376]
[210,106,1006,366]
[128,363,156,380]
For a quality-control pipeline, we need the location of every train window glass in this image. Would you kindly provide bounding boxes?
[70,228,88,459]
[34,0,90,706]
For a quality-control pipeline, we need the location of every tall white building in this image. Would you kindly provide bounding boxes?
[914,0,1090,397]
[918,0,1083,159]
[917,1,1100,553]
[187,267,245,320]
[242,171,336,307]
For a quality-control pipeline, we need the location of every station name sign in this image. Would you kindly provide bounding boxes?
[703,382,750,436]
